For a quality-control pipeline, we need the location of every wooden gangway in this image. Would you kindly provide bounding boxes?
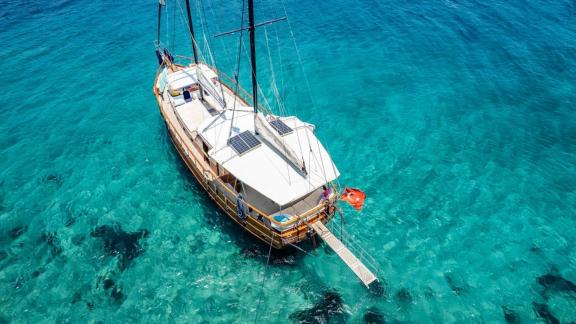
[310,221,378,287]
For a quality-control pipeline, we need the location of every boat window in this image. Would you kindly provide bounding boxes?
[202,141,210,163]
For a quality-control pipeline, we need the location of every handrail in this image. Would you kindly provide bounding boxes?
[153,75,334,228]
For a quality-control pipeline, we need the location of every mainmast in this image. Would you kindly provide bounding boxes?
[184,0,199,64]
[247,0,258,115]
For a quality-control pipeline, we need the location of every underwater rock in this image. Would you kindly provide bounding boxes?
[423,286,436,300]
[502,306,520,324]
[270,253,297,266]
[65,216,76,227]
[110,286,125,305]
[368,280,387,298]
[444,272,468,296]
[42,173,64,187]
[240,246,260,258]
[91,224,149,271]
[71,291,82,304]
[31,269,41,278]
[290,291,345,323]
[533,302,560,324]
[39,231,63,256]
[99,276,125,305]
[240,246,298,266]
[103,278,115,290]
[395,288,413,305]
[363,307,385,324]
[9,226,28,239]
[537,273,576,296]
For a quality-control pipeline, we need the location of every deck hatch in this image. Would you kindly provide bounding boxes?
[228,131,261,155]
[269,119,293,135]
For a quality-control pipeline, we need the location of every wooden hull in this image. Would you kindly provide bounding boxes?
[153,68,335,249]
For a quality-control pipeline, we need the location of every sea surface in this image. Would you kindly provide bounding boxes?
[1,0,576,322]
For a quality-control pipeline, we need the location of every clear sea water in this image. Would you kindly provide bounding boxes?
[1,0,575,322]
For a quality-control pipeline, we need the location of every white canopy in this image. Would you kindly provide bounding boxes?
[166,66,217,92]
[198,110,339,206]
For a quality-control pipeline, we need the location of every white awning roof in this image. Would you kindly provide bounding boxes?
[166,66,217,91]
[198,110,339,206]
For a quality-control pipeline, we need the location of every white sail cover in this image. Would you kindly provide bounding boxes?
[198,110,339,206]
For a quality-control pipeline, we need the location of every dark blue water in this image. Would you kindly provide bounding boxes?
[1,0,575,322]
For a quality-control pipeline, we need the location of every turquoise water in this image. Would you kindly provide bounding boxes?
[1,0,576,322]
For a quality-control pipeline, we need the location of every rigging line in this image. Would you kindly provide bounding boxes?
[253,222,276,323]
[273,21,286,108]
[199,0,217,63]
[263,26,284,116]
[199,2,230,104]
[237,35,273,115]
[228,0,246,139]
[165,2,170,48]
[175,0,205,62]
[268,1,286,116]
[279,0,340,183]
[204,0,233,69]
[194,0,210,61]
[171,0,177,51]
[207,48,229,108]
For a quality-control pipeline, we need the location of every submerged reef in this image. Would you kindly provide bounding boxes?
[444,272,469,296]
[501,306,520,324]
[290,291,346,323]
[8,226,28,239]
[533,302,560,324]
[239,245,300,266]
[537,272,576,297]
[363,307,385,324]
[90,224,149,271]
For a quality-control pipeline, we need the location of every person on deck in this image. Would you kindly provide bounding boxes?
[318,185,332,204]
[236,194,247,222]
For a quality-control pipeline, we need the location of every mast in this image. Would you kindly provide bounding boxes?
[184,0,199,64]
[157,0,163,45]
[247,0,258,115]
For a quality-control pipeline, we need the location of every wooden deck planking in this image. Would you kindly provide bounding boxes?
[310,222,378,287]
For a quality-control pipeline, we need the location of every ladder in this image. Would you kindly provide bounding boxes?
[309,221,378,287]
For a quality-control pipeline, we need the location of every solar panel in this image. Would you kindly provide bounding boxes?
[269,119,293,135]
[228,135,250,154]
[228,131,261,155]
[239,131,261,148]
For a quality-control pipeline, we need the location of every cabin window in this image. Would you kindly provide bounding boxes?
[202,141,210,163]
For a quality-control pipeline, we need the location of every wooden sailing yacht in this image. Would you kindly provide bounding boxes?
[152,0,378,287]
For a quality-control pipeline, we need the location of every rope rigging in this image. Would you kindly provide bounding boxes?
[227,0,247,139]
